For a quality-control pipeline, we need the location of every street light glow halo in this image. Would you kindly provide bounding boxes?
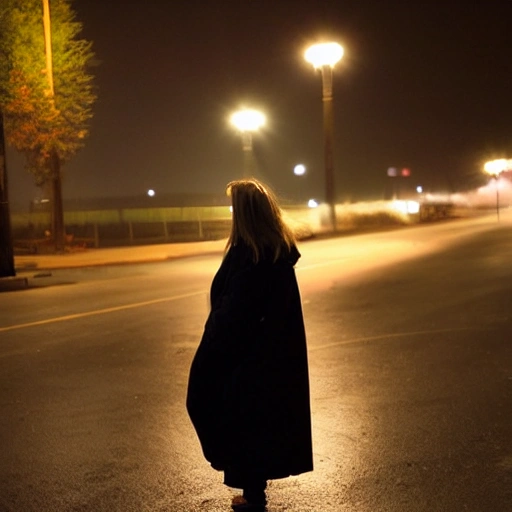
[230,109,266,132]
[305,42,344,68]
[484,158,511,176]
[482,157,511,222]
[294,164,306,176]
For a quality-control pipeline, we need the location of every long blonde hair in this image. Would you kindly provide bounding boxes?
[226,178,296,263]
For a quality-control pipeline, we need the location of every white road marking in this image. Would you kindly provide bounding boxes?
[0,290,205,333]
[309,326,483,351]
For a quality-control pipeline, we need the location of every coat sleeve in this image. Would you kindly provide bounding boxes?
[203,262,269,358]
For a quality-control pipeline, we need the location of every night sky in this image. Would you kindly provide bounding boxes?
[7,0,512,210]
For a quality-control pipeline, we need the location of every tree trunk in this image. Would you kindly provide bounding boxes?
[50,149,65,252]
[0,112,15,277]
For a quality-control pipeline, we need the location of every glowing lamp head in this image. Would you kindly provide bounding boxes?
[305,42,344,69]
[294,164,306,176]
[230,109,266,132]
[484,159,511,176]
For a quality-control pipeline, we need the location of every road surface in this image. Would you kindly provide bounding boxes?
[0,212,511,511]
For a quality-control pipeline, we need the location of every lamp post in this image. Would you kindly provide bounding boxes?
[484,158,511,221]
[230,109,266,177]
[42,0,65,252]
[305,42,344,231]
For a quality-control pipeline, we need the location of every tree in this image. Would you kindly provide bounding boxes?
[0,0,96,251]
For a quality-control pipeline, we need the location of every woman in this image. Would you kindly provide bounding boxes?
[186,178,313,512]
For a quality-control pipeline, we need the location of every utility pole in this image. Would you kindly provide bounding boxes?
[0,111,15,277]
[42,0,54,96]
[42,0,65,251]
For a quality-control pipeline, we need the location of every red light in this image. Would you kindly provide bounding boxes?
[401,168,411,177]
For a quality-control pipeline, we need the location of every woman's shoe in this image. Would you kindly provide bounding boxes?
[231,495,266,511]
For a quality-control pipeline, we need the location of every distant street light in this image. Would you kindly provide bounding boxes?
[305,42,344,231]
[293,164,306,203]
[230,109,266,177]
[293,164,306,176]
[484,158,512,221]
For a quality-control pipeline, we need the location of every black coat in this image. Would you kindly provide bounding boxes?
[186,242,313,487]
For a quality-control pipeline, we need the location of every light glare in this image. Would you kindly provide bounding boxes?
[230,109,266,132]
[484,158,512,176]
[305,42,344,68]
[294,164,306,176]
[392,200,420,215]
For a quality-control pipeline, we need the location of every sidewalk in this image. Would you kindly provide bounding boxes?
[0,239,227,292]
[2,208,501,292]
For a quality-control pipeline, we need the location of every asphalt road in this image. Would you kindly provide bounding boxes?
[0,213,511,512]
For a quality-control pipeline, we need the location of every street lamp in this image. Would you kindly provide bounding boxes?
[305,42,344,231]
[293,164,306,203]
[293,163,306,176]
[230,109,266,177]
[484,158,512,221]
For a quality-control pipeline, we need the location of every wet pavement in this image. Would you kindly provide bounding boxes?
[1,213,511,511]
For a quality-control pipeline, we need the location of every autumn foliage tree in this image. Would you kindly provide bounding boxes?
[0,0,95,250]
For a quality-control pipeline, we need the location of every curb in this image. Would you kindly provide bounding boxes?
[0,276,29,292]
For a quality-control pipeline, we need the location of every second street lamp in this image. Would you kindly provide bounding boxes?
[484,158,512,221]
[230,109,266,178]
[305,42,344,231]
